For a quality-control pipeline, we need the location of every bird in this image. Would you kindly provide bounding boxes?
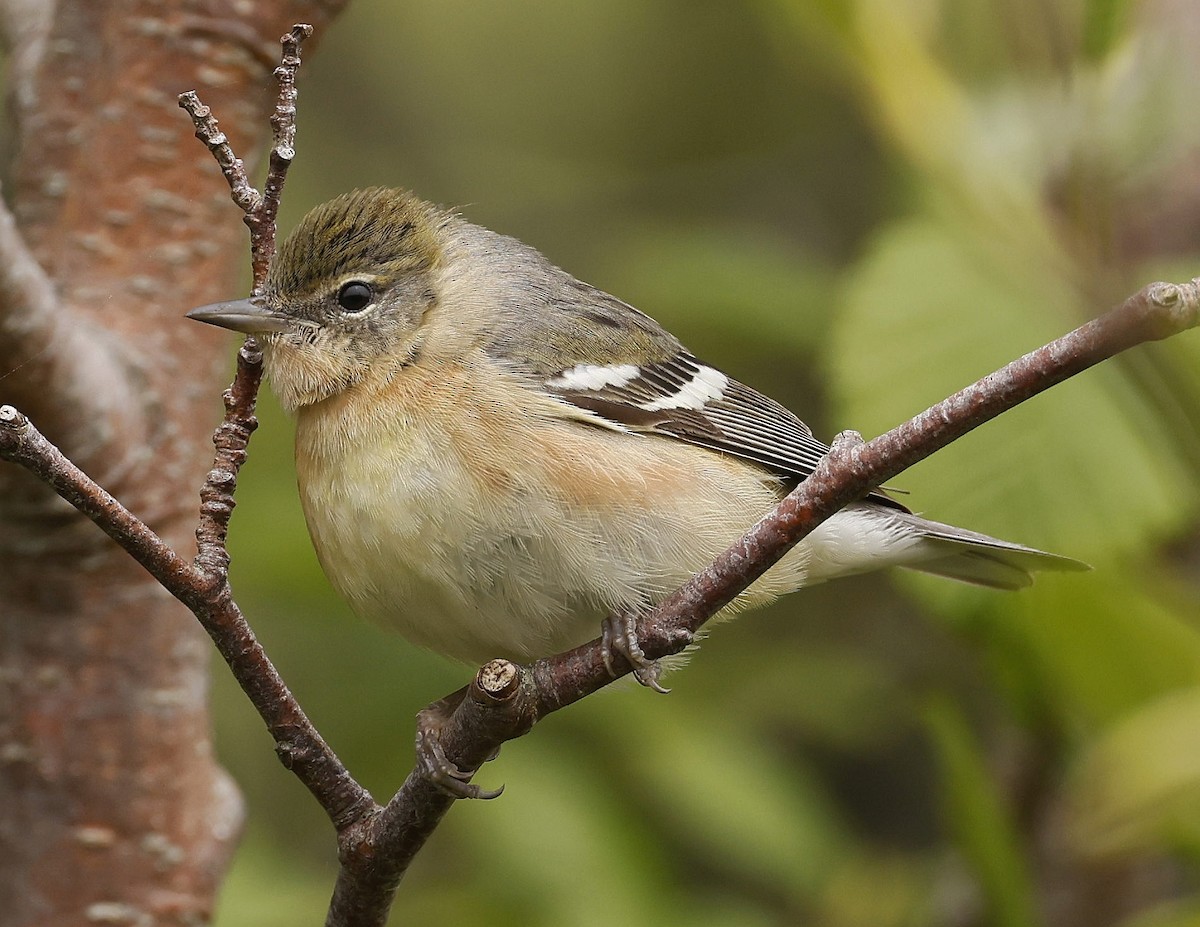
[188,186,1086,690]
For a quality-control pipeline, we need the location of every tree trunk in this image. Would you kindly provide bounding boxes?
[0,2,344,922]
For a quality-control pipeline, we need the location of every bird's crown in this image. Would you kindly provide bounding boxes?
[268,187,448,299]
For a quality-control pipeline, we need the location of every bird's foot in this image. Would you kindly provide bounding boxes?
[416,689,504,800]
[600,606,670,694]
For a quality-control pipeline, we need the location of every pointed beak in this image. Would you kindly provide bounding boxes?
[186,298,294,335]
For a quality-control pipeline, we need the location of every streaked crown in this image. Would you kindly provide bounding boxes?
[268,187,449,300]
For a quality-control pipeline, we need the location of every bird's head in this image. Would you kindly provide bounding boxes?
[189,187,450,411]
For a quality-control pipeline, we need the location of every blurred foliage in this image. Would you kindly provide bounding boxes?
[182,0,1200,924]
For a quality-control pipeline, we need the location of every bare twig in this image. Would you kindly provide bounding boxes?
[167,18,378,840]
[0,178,61,390]
[178,23,311,294]
[5,14,1198,927]
[176,92,263,218]
[179,23,310,581]
[325,278,1200,917]
[0,405,194,575]
[0,403,373,831]
[192,341,264,578]
[258,23,312,284]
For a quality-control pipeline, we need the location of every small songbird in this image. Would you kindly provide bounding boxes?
[189,187,1085,685]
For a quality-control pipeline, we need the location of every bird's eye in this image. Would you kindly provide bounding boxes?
[336,281,373,314]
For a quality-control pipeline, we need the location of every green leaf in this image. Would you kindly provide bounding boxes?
[1005,573,1200,728]
[1082,0,1133,61]
[593,692,851,907]
[602,224,837,353]
[1068,687,1200,857]
[924,698,1038,927]
[831,217,1196,566]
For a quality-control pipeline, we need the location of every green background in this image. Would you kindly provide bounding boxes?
[190,1,1200,924]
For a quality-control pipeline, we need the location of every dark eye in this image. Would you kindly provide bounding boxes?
[336,281,373,313]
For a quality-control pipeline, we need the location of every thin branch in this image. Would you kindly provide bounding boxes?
[0,179,60,376]
[327,277,1200,917]
[176,23,311,294]
[639,279,1200,642]
[0,403,374,830]
[192,341,263,578]
[174,26,376,821]
[179,23,310,581]
[0,405,195,577]
[256,23,312,287]
[0,181,143,467]
[4,15,1197,927]
[174,23,374,824]
[168,20,378,833]
[176,92,263,218]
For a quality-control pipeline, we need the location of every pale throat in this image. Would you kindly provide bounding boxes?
[259,338,351,413]
[261,333,418,414]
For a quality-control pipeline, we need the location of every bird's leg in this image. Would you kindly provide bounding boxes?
[600,604,670,694]
[415,686,504,800]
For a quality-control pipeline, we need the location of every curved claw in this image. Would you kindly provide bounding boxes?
[416,728,504,800]
[632,661,670,694]
[600,608,671,694]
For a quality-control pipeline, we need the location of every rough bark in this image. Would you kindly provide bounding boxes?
[0,3,345,923]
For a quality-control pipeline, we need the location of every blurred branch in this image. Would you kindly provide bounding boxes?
[0,0,53,107]
[0,179,62,381]
[0,166,144,466]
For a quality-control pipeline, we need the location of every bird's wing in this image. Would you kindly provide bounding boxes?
[474,260,890,498]
[544,350,857,487]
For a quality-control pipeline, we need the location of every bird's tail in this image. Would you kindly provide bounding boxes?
[891,510,1089,590]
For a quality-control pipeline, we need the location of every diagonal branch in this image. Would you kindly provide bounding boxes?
[4,16,1198,927]
[0,402,374,831]
[327,277,1200,921]
[5,277,1196,926]
[0,179,140,460]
